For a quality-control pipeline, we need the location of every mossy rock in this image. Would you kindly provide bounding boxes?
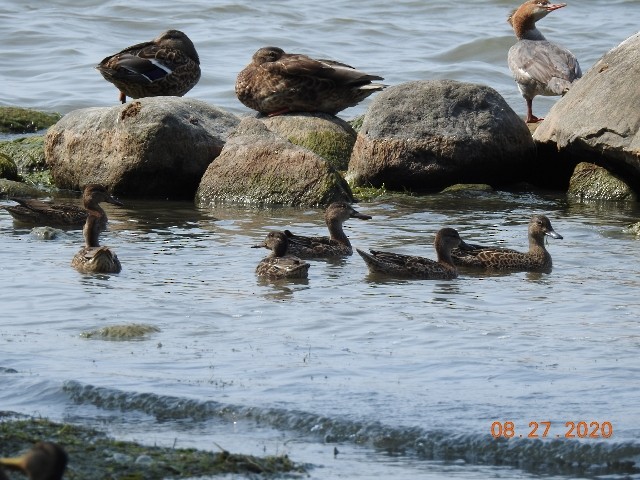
[0,178,47,197]
[0,106,61,133]
[0,152,18,180]
[0,416,307,479]
[349,115,364,133]
[440,183,494,193]
[0,136,47,173]
[568,162,637,201]
[81,323,161,340]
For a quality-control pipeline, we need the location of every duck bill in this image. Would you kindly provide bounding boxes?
[351,210,372,220]
[545,229,563,240]
[545,3,566,12]
[0,454,27,471]
[456,239,476,251]
[106,196,124,207]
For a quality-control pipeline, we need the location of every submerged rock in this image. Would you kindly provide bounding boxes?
[567,162,636,201]
[44,97,239,200]
[0,178,47,197]
[31,226,65,240]
[347,80,534,192]
[534,33,640,191]
[0,106,60,134]
[196,117,354,206]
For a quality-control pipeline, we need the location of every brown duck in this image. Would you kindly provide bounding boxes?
[97,29,201,103]
[253,231,310,279]
[235,46,385,115]
[71,184,123,274]
[0,441,68,480]
[357,228,472,280]
[1,197,87,227]
[284,202,372,258]
[451,214,562,272]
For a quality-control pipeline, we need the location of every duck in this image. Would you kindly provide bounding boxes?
[252,231,310,279]
[71,184,123,274]
[356,228,472,280]
[283,202,372,258]
[96,29,201,104]
[450,214,562,272]
[0,441,68,480]
[235,46,385,116]
[1,197,87,227]
[507,0,581,123]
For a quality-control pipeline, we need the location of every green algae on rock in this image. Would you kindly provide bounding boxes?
[0,416,306,479]
[568,162,637,201]
[0,136,52,186]
[0,152,18,180]
[0,107,61,134]
[81,323,161,340]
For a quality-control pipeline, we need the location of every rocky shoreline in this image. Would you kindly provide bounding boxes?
[1,32,638,205]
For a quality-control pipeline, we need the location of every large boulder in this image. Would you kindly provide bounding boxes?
[534,33,640,192]
[347,80,535,192]
[196,117,353,206]
[44,97,239,199]
[260,113,356,171]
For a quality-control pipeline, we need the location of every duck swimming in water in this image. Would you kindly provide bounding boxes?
[357,228,472,280]
[97,29,201,104]
[235,46,385,116]
[507,0,581,123]
[284,202,372,258]
[451,214,562,272]
[0,441,68,480]
[253,231,310,279]
[1,197,87,228]
[71,184,123,274]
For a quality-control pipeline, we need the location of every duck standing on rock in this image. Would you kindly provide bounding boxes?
[507,0,581,123]
[284,202,372,258]
[235,46,385,116]
[357,228,472,280]
[71,184,123,274]
[451,214,562,273]
[253,231,310,280]
[0,441,68,480]
[96,29,201,104]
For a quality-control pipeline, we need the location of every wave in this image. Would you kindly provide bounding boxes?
[63,381,640,478]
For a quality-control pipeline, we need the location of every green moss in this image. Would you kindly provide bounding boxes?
[81,324,161,340]
[440,183,494,193]
[0,107,61,134]
[348,115,364,133]
[568,162,637,201]
[0,152,18,180]
[288,130,355,171]
[0,417,307,479]
[349,182,387,201]
[0,136,46,172]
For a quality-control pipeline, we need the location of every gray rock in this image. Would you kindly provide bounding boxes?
[533,33,640,191]
[260,113,356,171]
[347,80,534,191]
[44,97,239,200]
[568,162,636,201]
[196,117,353,206]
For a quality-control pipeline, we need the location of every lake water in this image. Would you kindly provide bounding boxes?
[1,1,640,479]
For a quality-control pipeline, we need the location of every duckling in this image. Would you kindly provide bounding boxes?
[357,228,471,279]
[284,202,372,258]
[71,184,123,274]
[235,46,385,116]
[0,441,68,480]
[451,214,562,272]
[253,231,310,279]
[97,29,201,103]
[1,197,87,227]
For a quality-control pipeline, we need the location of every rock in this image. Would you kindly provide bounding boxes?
[0,107,60,134]
[567,162,636,201]
[196,117,353,206]
[44,97,240,200]
[533,33,640,191]
[31,226,65,240]
[624,222,640,236]
[440,183,494,193]
[0,136,47,173]
[0,179,47,197]
[260,113,356,171]
[347,80,534,192]
[0,152,18,180]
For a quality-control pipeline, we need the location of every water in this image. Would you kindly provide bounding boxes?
[1,1,640,478]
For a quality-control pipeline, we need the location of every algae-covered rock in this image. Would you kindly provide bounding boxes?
[440,183,494,193]
[0,152,18,180]
[568,162,637,201]
[0,179,47,197]
[0,136,47,173]
[261,113,356,171]
[81,323,161,340]
[0,106,61,134]
[196,117,354,206]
